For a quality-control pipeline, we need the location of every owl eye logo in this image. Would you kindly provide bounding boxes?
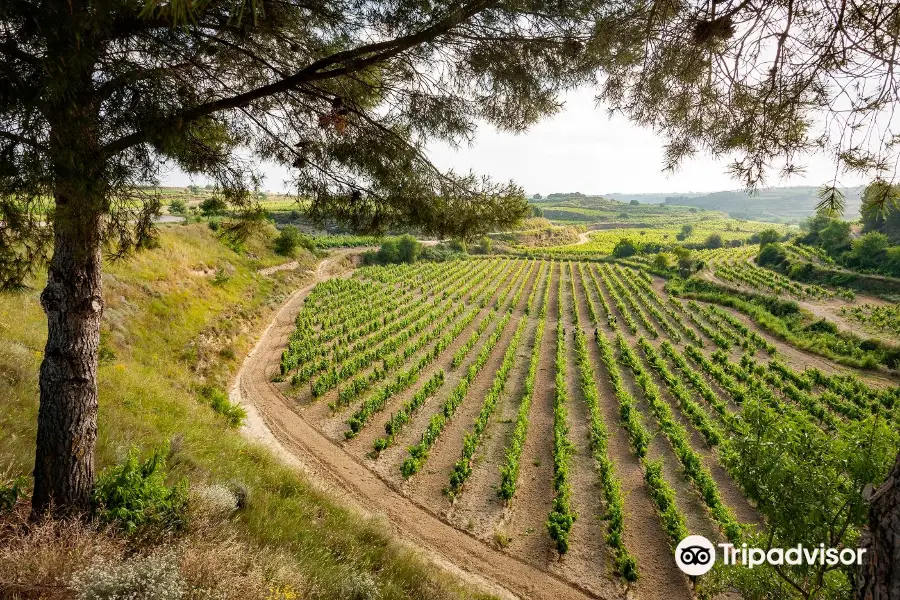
[679,546,712,565]
[675,535,716,575]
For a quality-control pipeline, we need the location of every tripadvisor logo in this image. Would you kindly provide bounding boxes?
[675,535,716,576]
[675,535,868,575]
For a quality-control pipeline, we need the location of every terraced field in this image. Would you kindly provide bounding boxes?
[269,257,899,600]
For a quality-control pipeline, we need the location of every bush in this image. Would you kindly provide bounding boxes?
[273,225,310,257]
[199,197,227,217]
[758,242,788,267]
[704,232,724,249]
[372,235,422,264]
[652,252,671,270]
[71,550,184,600]
[676,223,694,241]
[168,199,187,215]
[396,234,422,263]
[0,475,26,512]
[448,239,468,253]
[804,319,839,335]
[612,237,638,258]
[757,228,781,247]
[475,236,492,254]
[199,386,246,427]
[93,446,188,535]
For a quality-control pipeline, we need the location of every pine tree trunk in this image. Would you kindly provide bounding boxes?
[856,450,900,600]
[31,210,103,517]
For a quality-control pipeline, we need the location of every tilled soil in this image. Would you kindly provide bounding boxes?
[236,254,896,600]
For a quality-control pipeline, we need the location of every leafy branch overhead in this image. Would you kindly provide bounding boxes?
[3,0,900,278]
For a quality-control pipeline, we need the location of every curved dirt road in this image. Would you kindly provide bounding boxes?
[233,252,610,600]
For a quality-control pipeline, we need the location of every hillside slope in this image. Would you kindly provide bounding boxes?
[0,224,489,600]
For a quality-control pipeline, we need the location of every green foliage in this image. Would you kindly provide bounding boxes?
[168,198,187,215]
[757,242,788,267]
[757,228,781,247]
[369,234,423,265]
[547,315,576,554]
[815,185,846,217]
[643,457,688,546]
[401,312,512,477]
[849,232,889,269]
[448,239,468,253]
[713,399,898,599]
[498,319,546,499]
[0,475,26,512]
[475,236,493,255]
[652,252,671,270]
[612,237,638,258]
[676,223,694,241]
[93,446,188,535]
[671,277,900,370]
[704,232,724,249]
[198,385,246,427]
[274,225,312,257]
[818,219,852,256]
[199,197,227,217]
[449,317,526,494]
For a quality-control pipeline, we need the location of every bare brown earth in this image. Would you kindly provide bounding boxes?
[236,252,897,600]
[235,254,605,600]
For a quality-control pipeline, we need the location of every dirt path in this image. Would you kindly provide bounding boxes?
[233,253,611,600]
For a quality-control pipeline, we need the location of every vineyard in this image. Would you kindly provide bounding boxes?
[533,220,794,258]
[697,246,845,300]
[273,256,899,600]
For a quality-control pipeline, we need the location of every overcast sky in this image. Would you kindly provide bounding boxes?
[163,86,868,195]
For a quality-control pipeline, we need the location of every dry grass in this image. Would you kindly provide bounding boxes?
[0,224,492,600]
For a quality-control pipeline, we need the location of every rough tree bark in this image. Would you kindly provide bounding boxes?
[857,450,900,599]
[31,208,104,516]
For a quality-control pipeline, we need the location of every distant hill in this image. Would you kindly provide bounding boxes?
[618,186,864,223]
[533,186,866,224]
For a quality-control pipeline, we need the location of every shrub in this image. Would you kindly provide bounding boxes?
[475,236,493,254]
[190,484,238,521]
[758,242,788,267]
[704,232,724,249]
[448,238,468,253]
[757,228,781,247]
[168,199,187,215]
[199,386,246,427]
[373,235,422,264]
[652,252,671,270]
[0,475,26,512]
[199,197,227,217]
[612,237,638,258]
[93,446,188,536]
[273,225,309,257]
[396,234,422,263]
[676,223,693,241]
[71,550,185,600]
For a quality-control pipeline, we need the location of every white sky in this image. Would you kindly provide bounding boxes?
[163,86,869,195]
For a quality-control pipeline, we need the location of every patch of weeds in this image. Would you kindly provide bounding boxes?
[493,528,511,549]
[0,475,27,512]
[197,385,246,428]
[212,268,231,286]
[93,445,188,536]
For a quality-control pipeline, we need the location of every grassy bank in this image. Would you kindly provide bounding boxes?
[0,223,489,600]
